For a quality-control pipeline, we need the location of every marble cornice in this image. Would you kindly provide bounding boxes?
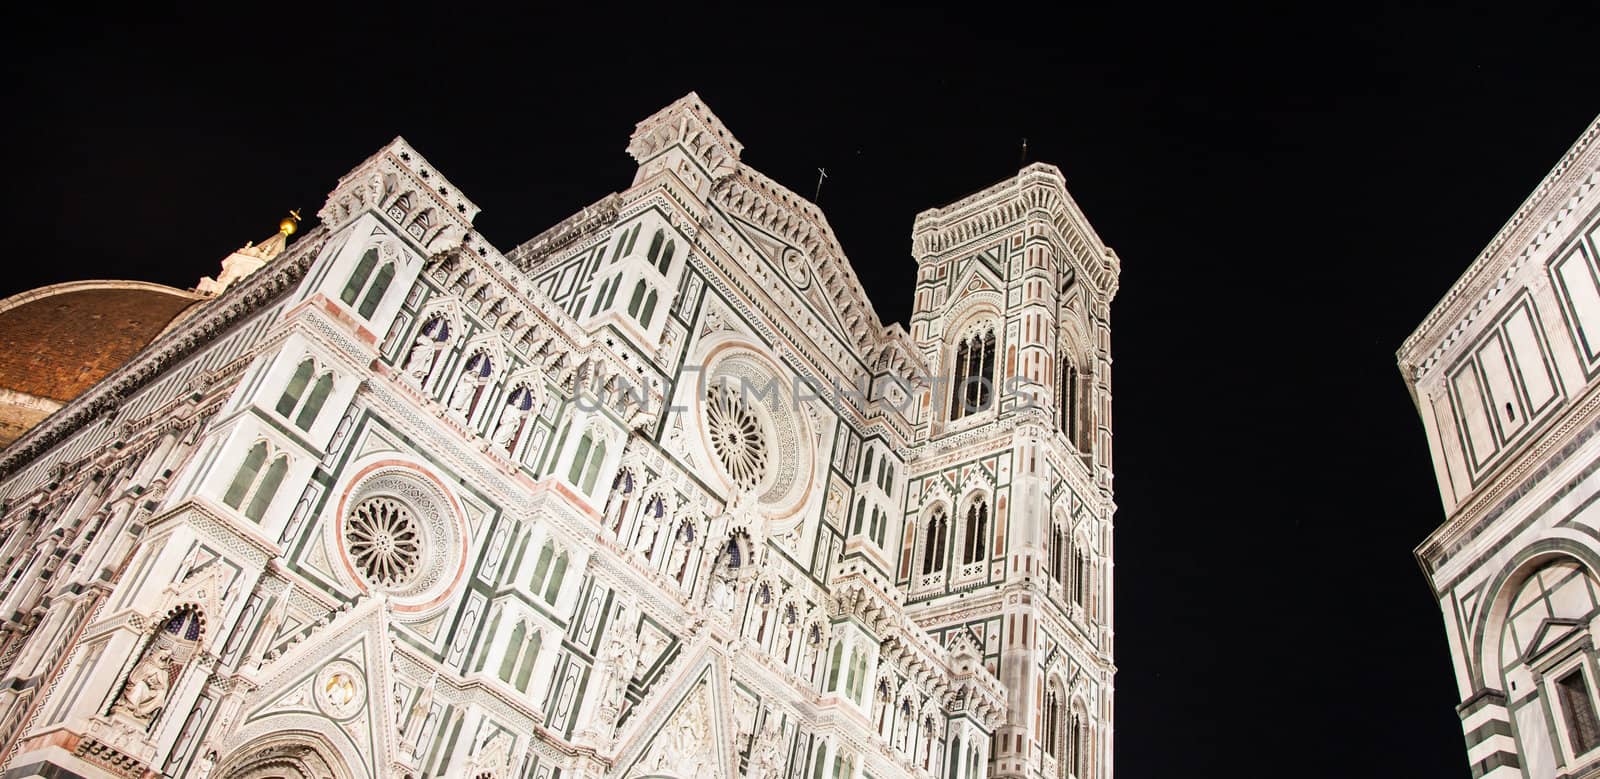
[1400,114,1600,379]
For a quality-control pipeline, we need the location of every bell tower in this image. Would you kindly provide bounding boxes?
[904,162,1120,779]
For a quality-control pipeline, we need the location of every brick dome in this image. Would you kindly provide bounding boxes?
[0,280,205,446]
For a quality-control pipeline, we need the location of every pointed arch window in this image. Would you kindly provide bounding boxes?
[639,289,659,327]
[275,360,313,418]
[1068,713,1087,777]
[1060,357,1080,442]
[497,620,525,682]
[494,619,543,694]
[515,630,542,692]
[950,327,996,421]
[849,648,869,703]
[1073,548,1088,608]
[962,498,989,565]
[624,223,642,255]
[1044,688,1061,757]
[626,280,660,328]
[567,431,608,495]
[222,441,288,522]
[529,540,569,606]
[1050,524,1069,585]
[646,229,677,275]
[340,249,396,319]
[627,281,648,317]
[920,508,948,575]
[276,359,335,432]
[340,249,377,304]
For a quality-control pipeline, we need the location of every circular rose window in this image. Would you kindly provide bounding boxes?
[689,344,819,530]
[333,465,466,612]
[344,497,422,589]
[706,384,769,490]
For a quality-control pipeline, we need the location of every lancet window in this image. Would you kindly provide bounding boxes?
[950,327,997,421]
[222,440,289,522]
[340,248,396,319]
[920,507,948,576]
[275,358,335,432]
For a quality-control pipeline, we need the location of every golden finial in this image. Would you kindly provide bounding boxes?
[278,209,303,236]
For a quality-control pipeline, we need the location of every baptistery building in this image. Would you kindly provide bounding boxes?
[0,94,1119,779]
[1402,114,1600,778]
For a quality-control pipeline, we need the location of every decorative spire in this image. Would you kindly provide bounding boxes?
[194,210,301,296]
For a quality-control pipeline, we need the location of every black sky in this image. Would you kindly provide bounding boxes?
[5,4,1600,777]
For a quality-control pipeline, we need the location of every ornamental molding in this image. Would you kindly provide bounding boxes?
[317,136,479,255]
[1419,367,1600,571]
[1399,114,1600,379]
[626,91,744,182]
[429,230,657,418]
[912,163,1120,300]
[387,642,559,759]
[144,498,281,569]
[507,193,622,271]
[0,230,328,478]
[713,167,882,355]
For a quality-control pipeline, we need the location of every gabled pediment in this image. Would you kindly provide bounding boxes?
[948,255,1004,303]
[724,214,854,345]
[1521,617,1586,664]
[616,645,736,779]
[222,596,401,779]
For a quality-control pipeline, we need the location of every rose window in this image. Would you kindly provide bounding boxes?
[344,497,422,588]
[705,384,768,490]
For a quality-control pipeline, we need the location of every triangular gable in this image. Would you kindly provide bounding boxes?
[948,252,1004,301]
[724,214,853,344]
[222,596,401,779]
[1522,617,1586,664]
[616,644,736,779]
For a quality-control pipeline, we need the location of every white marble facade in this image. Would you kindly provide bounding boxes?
[0,93,1118,779]
[1403,114,1600,778]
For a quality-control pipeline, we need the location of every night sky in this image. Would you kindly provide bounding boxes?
[6,5,1600,777]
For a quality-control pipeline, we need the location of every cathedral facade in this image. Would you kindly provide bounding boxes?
[1402,114,1600,778]
[0,94,1118,779]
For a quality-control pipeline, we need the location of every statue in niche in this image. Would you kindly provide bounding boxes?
[404,336,436,383]
[491,412,521,449]
[706,568,735,614]
[111,644,174,723]
[448,377,478,414]
[111,607,201,727]
[645,685,713,774]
